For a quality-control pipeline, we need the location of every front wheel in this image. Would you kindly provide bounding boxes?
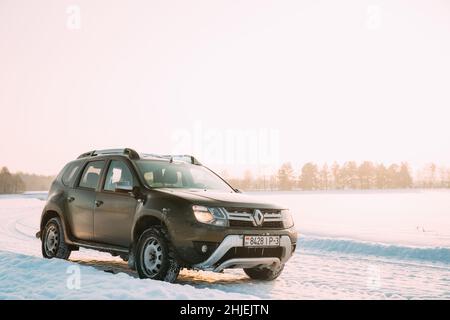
[244,264,285,281]
[41,217,71,260]
[135,227,180,283]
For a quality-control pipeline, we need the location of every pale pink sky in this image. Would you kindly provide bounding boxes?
[1,0,450,175]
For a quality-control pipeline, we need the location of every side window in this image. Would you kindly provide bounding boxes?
[104,160,134,192]
[78,161,105,190]
[62,162,81,186]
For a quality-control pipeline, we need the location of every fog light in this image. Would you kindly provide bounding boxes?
[201,245,208,253]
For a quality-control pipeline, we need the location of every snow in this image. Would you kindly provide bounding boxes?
[0,251,255,300]
[253,189,450,247]
[0,191,449,299]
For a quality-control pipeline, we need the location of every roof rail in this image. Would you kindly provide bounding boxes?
[164,154,202,165]
[77,148,140,160]
[77,151,96,159]
[141,153,201,165]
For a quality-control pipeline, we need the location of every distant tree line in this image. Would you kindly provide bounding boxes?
[1,162,449,194]
[0,167,54,194]
[415,163,450,188]
[0,167,25,193]
[227,162,450,191]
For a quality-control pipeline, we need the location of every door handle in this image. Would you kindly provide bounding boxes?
[67,196,75,203]
[95,200,104,207]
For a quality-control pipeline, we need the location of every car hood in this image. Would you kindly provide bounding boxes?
[155,188,285,209]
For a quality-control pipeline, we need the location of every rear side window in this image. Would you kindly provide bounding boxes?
[62,162,81,186]
[78,161,105,190]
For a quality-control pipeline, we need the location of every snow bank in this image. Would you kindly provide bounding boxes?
[0,192,47,201]
[0,251,256,300]
[299,236,450,264]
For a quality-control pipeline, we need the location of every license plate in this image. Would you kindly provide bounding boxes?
[244,235,280,247]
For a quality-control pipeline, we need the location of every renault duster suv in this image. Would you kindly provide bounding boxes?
[38,148,297,282]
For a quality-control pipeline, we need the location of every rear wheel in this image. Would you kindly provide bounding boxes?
[244,264,284,281]
[41,217,71,260]
[135,227,180,282]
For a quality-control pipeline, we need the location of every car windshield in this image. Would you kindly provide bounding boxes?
[136,160,234,192]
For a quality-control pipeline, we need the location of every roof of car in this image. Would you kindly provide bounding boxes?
[76,148,201,165]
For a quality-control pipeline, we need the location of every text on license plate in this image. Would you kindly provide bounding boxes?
[244,235,280,247]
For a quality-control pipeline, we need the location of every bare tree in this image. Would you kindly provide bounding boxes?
[299,162,318,190]
[331,162,343,189]
[319,163,330,190]
[375,164,388,189]
[278,163,295,190]
[398,162,413,188]
[0,167,25,194]
[357,161,375,189]
[342,161,358,189]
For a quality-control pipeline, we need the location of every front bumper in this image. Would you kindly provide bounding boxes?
[192,235,294,272]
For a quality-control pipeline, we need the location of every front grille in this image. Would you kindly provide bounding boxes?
[229,220,253,228]
[225,207,284,229]
[229,220,283,229]
[261,221,284,228]
[216,247,284,265]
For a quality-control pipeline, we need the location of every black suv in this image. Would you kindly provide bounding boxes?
[38,148,297,282]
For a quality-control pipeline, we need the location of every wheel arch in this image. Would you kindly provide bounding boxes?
[40,210,60,230]
[40,210,68,240]
[132,215,168,244]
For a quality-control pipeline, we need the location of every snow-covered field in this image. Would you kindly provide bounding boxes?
[0,190,449,299]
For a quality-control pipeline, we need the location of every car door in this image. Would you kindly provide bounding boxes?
[66,160,105,241]
[94,159,138,247]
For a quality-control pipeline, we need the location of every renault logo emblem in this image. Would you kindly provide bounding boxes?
[253,209,264,226]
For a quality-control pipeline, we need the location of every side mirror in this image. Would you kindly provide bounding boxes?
[132,186,146,203]
[115,184,145,202]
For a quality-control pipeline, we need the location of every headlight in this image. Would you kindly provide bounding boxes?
[192,205,228,227]
[281,209,294,228]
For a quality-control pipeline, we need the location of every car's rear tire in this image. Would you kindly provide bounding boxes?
[41,217,71,260]
[135,226,180,283]
[244,264,284,281]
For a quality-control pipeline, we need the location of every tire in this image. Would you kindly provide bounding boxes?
[41,217,71,260]
[135,226,180,283]
[244,264,285,281]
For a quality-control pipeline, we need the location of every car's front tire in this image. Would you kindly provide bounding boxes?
[244,264,285,281]
[135,226,180,283]
[41,217,71,260]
